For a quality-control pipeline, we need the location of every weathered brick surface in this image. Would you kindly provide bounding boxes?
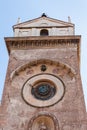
[1,14,87,129]
[0,29,87,130]
[0,37,87,130]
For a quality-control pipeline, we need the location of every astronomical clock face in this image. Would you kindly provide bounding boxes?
[11,60,74,108]
[22,73,65,107]
[31,81,56,100]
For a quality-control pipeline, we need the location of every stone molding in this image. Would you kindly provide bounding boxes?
[5,36,80,54]
[22,73,65,107]
[10,59,76,80]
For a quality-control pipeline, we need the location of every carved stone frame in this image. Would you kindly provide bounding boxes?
[28,112,59,130]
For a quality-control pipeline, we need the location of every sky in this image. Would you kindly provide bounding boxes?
[0,0,87,109]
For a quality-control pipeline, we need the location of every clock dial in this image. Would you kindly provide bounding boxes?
[31,82,56,100]
[22,74,65,107]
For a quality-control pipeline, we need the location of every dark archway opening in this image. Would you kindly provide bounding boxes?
[40,29,49,36]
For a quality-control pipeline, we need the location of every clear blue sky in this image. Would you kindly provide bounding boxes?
[0,0,87,109]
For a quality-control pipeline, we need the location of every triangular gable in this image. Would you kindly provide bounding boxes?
[13,15,74,29]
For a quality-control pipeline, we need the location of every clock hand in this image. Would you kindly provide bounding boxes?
[29,84,33,88]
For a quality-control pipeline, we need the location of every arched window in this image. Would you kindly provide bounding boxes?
[40,29,49,36]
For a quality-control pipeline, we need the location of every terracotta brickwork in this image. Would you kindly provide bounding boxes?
[0,15,87,130]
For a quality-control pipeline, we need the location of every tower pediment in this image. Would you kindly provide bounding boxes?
[13,15,74,37]
[13,15,74,28]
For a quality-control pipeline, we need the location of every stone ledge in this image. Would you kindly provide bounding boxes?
[4,35,81,54]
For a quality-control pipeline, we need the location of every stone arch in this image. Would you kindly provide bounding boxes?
[28,112,59,130]
[40,29,49,36]
[10,59,76,80]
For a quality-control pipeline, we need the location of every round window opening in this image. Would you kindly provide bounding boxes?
[31,81,56,100]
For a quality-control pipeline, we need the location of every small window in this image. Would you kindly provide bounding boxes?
[40,29,49,36]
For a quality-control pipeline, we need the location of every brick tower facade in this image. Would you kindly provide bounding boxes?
[0,14,87,130]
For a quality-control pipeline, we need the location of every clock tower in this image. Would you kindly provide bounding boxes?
[0,14,87,130]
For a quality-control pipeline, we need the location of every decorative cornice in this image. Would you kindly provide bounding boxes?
[5,36,81,54]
